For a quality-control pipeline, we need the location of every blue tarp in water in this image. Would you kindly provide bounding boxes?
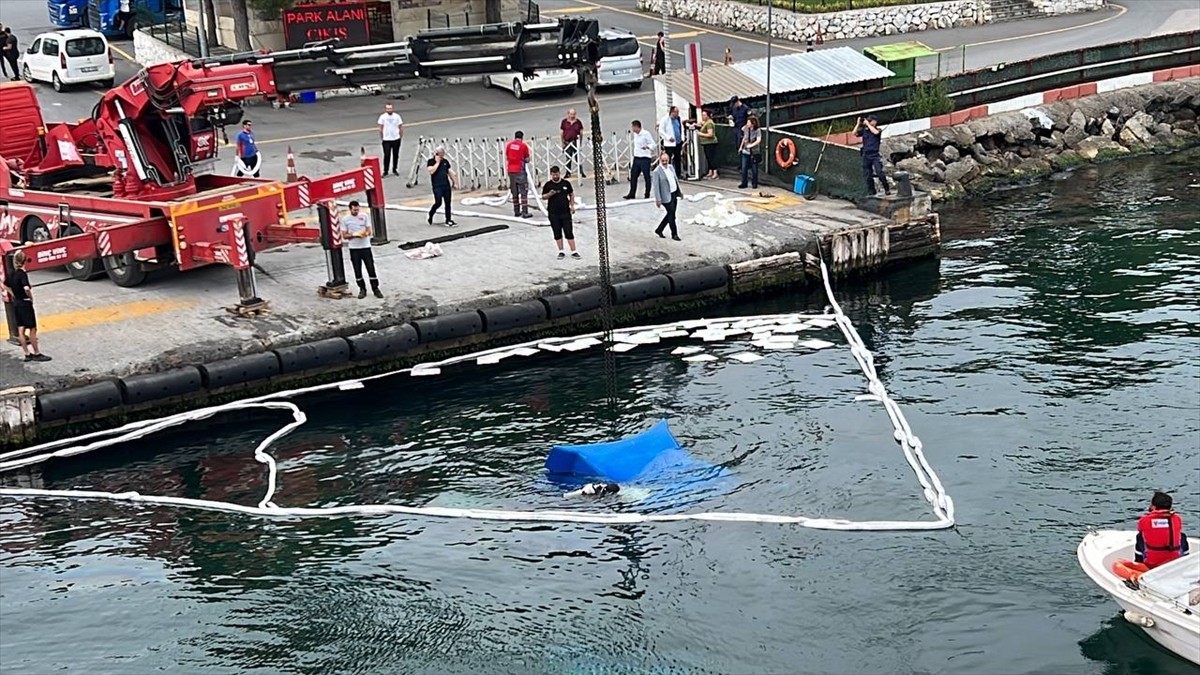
[546,420,685,482]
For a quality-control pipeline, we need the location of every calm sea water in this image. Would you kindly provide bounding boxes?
[1,150,1198,675]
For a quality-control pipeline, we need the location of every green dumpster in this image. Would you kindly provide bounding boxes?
[863,42,938,87]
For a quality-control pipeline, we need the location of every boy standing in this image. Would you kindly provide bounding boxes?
[541,166,579,259]
[4,251,51,361]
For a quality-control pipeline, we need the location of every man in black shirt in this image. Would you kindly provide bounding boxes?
[425,146,459,227]
[2,28,19,82]
[3,251,51,361]
[854,114,890,196]
[541,165,579,260]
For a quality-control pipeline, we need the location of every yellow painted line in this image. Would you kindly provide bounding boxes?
[639,30,706,40]
[259,90,648,147]
[934,2,1126,52]
[109,43,135,62]
[573,0,805,54]
[637,39,722,66]
[544,6,598,12]
[38,299,197,334]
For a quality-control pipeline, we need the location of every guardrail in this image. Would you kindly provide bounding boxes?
[144,18,205,58]
[765,29,1200,128]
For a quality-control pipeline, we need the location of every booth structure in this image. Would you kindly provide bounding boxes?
[862,42,939,86]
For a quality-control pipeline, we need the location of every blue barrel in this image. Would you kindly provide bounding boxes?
[299,91,318,104]
[794,175,814,195]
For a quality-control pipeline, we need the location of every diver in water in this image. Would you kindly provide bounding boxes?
[565,482,620,498]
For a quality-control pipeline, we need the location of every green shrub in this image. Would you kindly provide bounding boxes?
[904,79,955,119]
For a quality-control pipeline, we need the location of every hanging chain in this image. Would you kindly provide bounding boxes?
[586,68,619,429]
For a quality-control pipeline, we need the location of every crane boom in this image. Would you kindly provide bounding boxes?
[16,19,603,201]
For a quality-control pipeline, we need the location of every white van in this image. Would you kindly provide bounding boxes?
[20,29,115,92]
[594,29,643,89]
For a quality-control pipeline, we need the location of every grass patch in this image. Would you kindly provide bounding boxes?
[904,78,955,119]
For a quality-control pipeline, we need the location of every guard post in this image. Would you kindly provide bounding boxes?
[316,201,349,295]
[360,151,389,245]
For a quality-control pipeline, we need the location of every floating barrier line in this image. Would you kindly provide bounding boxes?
[0,263,955,531]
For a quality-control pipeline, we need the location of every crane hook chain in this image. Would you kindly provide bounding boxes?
[586,68,619,430]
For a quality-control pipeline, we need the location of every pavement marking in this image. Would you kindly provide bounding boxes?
[109,43,135,62]
[638,39,723,65]
[258,90,648,147]
[544,6,599,12]
[638,30,706,40]
[933,3,1126,52]
[38,299,197,335]
[572,0,805,54]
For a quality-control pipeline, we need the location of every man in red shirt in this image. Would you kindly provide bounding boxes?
[560,108,585,179]
[505,130,532,218]
[1135,491,1190,569]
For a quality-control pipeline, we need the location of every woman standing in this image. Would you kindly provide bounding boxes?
[738,116,762,189]
[696,109,720,180]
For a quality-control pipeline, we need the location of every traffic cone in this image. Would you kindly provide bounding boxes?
[286,145,298,183]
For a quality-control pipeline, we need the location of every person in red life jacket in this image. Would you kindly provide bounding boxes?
[505,130,532,218]
[1135,491,1190,569]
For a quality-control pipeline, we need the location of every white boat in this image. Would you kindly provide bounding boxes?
[1077,529,1200,665]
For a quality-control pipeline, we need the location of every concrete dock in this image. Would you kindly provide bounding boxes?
[0,174,938,447]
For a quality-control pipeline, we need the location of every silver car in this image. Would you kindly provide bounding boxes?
[594,30,644,89]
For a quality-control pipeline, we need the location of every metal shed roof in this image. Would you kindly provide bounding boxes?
[668,46,894,107]
[863,41,938,62]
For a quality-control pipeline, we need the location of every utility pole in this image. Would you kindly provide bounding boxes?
[661,0,672,109]
[195,0,210,59]
[764,1,772,175]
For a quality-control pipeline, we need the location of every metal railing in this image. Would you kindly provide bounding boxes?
[144,18,204,58]
[426,9,474,29]
[764,30,1200,129]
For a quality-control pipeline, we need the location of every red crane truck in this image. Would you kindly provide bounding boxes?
[0,19,605,322]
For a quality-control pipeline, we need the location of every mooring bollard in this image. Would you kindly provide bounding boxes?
[894,171,914,199]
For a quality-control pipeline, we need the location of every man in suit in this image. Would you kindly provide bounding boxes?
[651,152,682,241]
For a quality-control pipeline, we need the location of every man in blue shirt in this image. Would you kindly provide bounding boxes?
[658,106,684,177]
[855,114,889,196]
[235,120,260,177]
[730,96,750,145]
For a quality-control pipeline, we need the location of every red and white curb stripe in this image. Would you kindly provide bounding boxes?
[816,65,1200,145]
[97,230,113,257]
[297,183,311,208]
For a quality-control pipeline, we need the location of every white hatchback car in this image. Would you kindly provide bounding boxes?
[20,29,115,92]
[485,68,577,99]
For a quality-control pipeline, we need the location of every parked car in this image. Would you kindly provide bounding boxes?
[485,68,577,99]
[20,29,115,92]
[594,29,644,89]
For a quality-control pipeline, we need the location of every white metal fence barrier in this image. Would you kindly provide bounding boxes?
[405,131,700,192]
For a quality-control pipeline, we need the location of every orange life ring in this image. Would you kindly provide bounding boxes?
[1112,559,1150,582]
[775,138,797,169]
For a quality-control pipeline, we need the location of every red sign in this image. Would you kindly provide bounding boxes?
[283,2,371,49]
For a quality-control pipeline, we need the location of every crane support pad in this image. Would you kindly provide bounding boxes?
[275,338,351,374]
[37,381,123,422]
[119,367,204,405]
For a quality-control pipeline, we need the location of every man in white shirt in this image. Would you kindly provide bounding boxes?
[651,152,682,241]
[658,105,683,177]
[624,119,656,200]
[377,103,404,177]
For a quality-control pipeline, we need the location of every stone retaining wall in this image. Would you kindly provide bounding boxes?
[880,79,1200,200]
[133,28,191,67]
[637,0,1103,43]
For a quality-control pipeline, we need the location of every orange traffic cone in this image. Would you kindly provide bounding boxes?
[286,145,298,183]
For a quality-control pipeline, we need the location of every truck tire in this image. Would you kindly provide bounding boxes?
[65,224,105,281]
[103,252,148,287]
[21,216,50,245]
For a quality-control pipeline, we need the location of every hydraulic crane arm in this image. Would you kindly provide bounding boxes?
[22,19,604,201]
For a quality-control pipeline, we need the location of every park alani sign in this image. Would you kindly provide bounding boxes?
[283,2,371,49]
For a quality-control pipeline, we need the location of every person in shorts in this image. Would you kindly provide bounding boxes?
[541,166,579,259]
[4,251,51,361]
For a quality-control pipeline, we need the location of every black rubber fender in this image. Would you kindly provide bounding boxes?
[412,311,483,344]
[540,285,604,319]
[347,324,420,362]
[274,337,351,375]
[478,301,547,333]
[119,366,203,405]
[611,275,671,305]
[37,381,123,422]
[667,265,730,295]
[200,352,281,389]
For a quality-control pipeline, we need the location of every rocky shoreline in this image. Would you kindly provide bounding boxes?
[882,80,1200,201]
